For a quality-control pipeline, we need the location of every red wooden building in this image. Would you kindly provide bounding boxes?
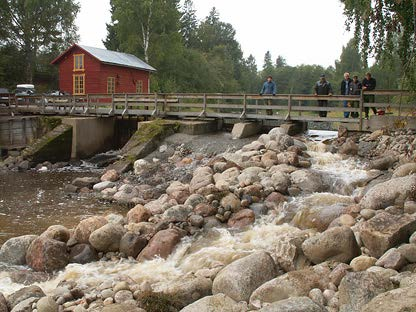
[51,44,156,95]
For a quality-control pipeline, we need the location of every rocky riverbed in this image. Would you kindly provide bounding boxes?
[0,127,415,312]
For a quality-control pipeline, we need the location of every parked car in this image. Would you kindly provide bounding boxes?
[0,88,10,106]
[15,84,36,104]
[15,84,36,96]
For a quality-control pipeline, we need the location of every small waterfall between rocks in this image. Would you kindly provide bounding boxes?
[0,130,372,297]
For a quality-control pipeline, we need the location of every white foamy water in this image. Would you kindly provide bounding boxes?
[0,131,372,296]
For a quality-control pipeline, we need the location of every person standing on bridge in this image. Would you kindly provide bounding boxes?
[314,74,333,118]
[341,72,352,118]
[349,75,362,118]
[362,72,377,119]
[260,75,277,115]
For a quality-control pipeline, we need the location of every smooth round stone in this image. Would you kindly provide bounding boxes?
[114,290,133,303]
[113,281,130,293]
[101,289,114,299]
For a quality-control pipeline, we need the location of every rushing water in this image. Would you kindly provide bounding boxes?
[0,130,372,297]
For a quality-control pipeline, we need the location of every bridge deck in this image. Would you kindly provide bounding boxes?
[3,90,415,132]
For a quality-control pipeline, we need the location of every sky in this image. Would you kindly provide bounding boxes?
[76,0,353,68]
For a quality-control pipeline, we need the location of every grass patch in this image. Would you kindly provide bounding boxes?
[138,291,179,312]
[39,116,62,132]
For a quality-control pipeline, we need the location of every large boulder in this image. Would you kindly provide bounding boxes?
[119,233,147,258]
[71,176,100,188]
[162,205,193,222]
[339,138,358,155]
[238,167,265,186]
[270,173,291,194]
[126,205,151,224]
[227,209,255,228]
[257,296,324,312]
[69,244,98,264]
[93,181,115,192]
[166,181,190,204]
[189,167,214,193]
[214,167,240,190]
[0,235,38,265]
[160,276,212,308]
[113,184,139,204]
[338,271,394,312]
[36,296,58,312]
[392,162,416,178]
[249,267,328,309]
[73,216,107,243]
[25,236,69,272]
[368,155,398,170]
[212,251,277,302]
[180,293,244,312]
[361,286,416,312]
[290,170,326,193]
[0,293,7,312]
[359,211,416,258]
[137,229,183,261]
[89,223,125,252]
[6,285,45,310]
[9,297,37,312]
[41,225,70,243]
[359,174,416,210]
[220,193,241,213]
[301,226,360,264]
[101,169,119,182]
[292,202,350,232]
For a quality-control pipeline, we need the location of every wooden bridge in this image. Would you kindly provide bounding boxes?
[3,90,415,132]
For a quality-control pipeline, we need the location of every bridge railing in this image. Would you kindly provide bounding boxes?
[9,90,415,131]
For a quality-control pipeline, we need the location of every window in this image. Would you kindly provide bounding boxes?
[107,77,115,94]
[73,74,85,95]
[73,54,84,71]
[136,80,143,93]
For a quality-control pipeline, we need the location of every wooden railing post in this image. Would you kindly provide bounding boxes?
[122,94,128,116]
[198,94,207,118]
[359,90,364,131]
[163,94,167,115]
[84,94,90,114]
[41,96,46,114]
[286,94,292,121]
[109,93,115,116]
[152,93,158,117]
[70,95,75,114]
[240,94,247,120]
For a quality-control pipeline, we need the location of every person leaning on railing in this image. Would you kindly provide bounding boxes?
[349,75,362,118]
[314,74,333,118]
[362,72,377,119]
[341,72,352,118]
[260,75,277,115]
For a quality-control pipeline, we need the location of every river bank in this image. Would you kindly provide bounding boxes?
[0,127,415,312]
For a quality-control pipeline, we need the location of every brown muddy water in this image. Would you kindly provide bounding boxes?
[0,170,126,245]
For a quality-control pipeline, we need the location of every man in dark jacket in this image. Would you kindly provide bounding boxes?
[314,74,333,117]
[260,76,277,115]
[349,75,362,118]
[341,72,352,118]
[362,72,377,119]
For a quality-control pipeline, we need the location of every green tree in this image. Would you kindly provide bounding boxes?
[0,0,80,83]
[335,39,363,78]
[180,0,198,48]
[275,55,287,68]
[340,0,416,89]
[262,51,274,74]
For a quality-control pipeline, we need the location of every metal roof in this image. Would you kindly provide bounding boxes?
[79,45,156,72]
